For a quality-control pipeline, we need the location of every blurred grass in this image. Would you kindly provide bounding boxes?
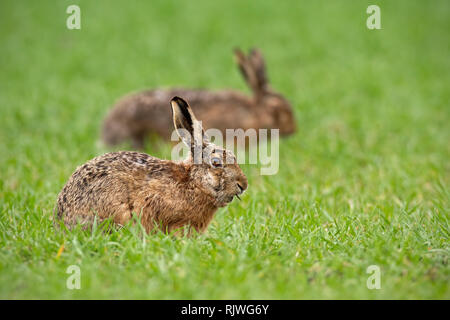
[0,0,449,299]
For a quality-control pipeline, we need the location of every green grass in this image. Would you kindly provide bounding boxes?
[0,0,449,299]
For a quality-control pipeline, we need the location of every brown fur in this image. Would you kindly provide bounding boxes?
[57,97,248,234]
[102,49,296,148]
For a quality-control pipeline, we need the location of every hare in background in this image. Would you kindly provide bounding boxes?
[101,48,296,149]
[57,97,248,235]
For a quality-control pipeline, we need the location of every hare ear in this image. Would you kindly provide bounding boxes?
[249,48,268,91]
[234,48,261,94]
[170,96,207,152]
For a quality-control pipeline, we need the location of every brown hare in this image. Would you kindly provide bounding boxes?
[57,97,248,235]
[102,48,296,149]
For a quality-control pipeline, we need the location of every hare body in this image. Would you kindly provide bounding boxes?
[57,151,216,233]
[57,97,248,234]
[102,49,296,148]
[103,89,256,147]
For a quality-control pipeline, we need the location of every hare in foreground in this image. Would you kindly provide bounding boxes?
[57,97,248,234]
[102,48,296,148]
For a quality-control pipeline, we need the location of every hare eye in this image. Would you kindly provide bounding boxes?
[211,157,222,168]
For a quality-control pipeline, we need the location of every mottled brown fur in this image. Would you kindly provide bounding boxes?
[102,49,296,148]
[57,97,248,234]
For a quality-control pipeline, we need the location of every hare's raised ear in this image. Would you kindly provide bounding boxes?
[170,96,207,151]
[249,48,268,90]
[234,48,261,94]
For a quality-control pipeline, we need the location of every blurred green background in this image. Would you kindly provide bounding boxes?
[0,0,448,299]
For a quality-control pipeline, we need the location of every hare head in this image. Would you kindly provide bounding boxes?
[171,96,248,207]
[234,48,296,135]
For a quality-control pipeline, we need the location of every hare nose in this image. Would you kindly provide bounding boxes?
[237,181,247,193]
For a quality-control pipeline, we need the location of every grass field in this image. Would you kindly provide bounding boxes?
[0,0,449,299]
